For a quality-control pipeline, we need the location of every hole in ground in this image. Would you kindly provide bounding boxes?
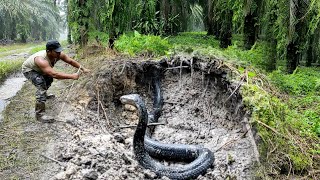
[84,55,257,179]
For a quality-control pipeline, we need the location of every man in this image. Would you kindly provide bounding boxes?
[22,40,90,122]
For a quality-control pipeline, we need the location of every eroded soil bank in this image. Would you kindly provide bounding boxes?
[0,53,259,179]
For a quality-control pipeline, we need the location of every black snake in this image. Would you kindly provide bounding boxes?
[120,93,214,179]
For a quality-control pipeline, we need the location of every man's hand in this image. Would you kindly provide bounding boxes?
[71,73,80,80]
[81,68,90,73]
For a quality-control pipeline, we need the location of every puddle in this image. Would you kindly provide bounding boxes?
[0,73,26,121]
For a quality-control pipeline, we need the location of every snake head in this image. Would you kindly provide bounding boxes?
[120,94,141,107]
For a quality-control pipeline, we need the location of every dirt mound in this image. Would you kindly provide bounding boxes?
[49,54,258,179]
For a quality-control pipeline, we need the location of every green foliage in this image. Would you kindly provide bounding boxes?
[269,67,320,95]
[169,32,271,69]
[68,0,201,46]
[169,32,220,48]
[241,84,318,172]
[115,31,171,57]
[29,46,46,55]
[223,41,271,69]
[88,31,110,46]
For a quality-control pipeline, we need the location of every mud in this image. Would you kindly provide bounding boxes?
[0,73,26,121]
[42,54,258,179]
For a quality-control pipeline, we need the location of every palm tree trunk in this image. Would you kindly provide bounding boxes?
[306,38,312,67]
[66,0,72,44]
[204,0,214,35]
[78,0,88,47]
[244,13,257,50]
[287,41,299,73]
[219,10,233,48]
[243,0,261,50]
[286,0,307,73]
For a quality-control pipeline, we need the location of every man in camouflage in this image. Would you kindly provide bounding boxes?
[22,40,90,122]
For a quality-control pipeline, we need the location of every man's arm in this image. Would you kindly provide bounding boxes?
[35,57,79,80]
[59,52,90,73]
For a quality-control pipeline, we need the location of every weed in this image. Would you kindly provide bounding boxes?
[0,59,24,81]
[115,31,172,57]
[269,67,320,95]
[28,46,45,54]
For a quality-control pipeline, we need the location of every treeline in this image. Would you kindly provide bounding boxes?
[67,0,320,74]
[1,0,318,74]
[0,0,60,43]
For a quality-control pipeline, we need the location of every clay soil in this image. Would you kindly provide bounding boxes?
[0,51,259,180]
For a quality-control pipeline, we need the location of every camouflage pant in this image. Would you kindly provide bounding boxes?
[23,70,53,103]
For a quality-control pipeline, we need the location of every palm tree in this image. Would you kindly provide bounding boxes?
[286,0,309,73]
[243,0,262,50]
[0,0,60,42]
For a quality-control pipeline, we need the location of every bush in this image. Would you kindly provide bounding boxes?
[115,31,171,57]
[269,67,320,95]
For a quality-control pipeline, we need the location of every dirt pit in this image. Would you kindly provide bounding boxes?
[49,54,258,180]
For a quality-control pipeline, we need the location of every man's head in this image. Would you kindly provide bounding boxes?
[46,40,63,59]
[46,40,63,53]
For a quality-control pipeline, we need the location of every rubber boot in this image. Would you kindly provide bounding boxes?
[35,102,55,123]
[46,93,56,100]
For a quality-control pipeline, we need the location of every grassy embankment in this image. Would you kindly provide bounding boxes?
[115,31,320,178]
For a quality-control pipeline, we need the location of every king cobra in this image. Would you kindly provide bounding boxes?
[120,94,214,179]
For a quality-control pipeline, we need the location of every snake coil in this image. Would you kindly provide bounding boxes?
[120,93,214,179]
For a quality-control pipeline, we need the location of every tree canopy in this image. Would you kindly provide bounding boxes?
[0,0,60,42]
[1,0,320,72]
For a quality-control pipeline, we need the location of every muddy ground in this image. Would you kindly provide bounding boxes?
[0,51,259,179]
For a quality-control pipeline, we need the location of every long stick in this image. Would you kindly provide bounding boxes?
[224,75,246,104]
[40,154,66,167]
[117,122,166,129]
[166,66,189,70]
[58,66,82,117]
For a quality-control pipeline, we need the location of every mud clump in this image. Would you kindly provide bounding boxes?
[51,54,258,179]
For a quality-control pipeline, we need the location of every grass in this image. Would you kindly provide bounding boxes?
[0,59,24,82]
[0,42,45,59]
[115,31,172,57]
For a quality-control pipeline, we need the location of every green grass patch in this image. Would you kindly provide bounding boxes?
[28,45,46,54]
[0,43,35,53]
[169,32,271,70]
[168,31,220,48]
[0,59,24,81]
[269,67,320,95]
[115,31,172,57]
[0,83,51,179]
[0,43,46,59]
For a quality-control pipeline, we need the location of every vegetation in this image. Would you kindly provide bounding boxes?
[115,31,171,57]
[0,60,24,82]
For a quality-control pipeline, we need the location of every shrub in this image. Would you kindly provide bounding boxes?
[115,31,171,57]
